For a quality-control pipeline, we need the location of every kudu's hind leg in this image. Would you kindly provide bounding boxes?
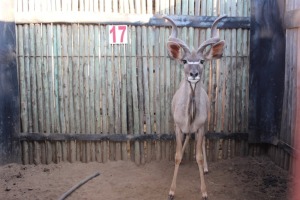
[182,134,190,153]
[168,127,186,200]
[196,128,208,199]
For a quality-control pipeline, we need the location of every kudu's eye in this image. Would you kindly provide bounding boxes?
[182,59,187,64]
[200,60,205,64]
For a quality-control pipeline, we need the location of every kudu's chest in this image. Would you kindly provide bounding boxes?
[172,83,209,133]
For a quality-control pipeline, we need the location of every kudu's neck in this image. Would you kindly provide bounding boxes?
[186,80,199,125]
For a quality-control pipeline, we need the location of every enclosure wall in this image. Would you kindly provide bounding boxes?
[16,0,251,164]
[274,0,300,171]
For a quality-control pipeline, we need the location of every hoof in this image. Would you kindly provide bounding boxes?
[202,192,208,200]
[168,194,175,200]
[204,168,208,174]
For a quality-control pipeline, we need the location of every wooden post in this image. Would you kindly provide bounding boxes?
[0,0,21,164]
[292,5,300,199]
[249,0,285,144]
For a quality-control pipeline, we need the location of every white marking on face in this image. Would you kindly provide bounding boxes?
[187,76,200,84]
[187,61,200,65]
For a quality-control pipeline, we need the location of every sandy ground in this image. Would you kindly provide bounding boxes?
[0,156,290,200]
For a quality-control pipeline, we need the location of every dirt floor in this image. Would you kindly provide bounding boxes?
[0,156,291,200]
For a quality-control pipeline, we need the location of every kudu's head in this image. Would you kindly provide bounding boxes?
[163,15,226,84]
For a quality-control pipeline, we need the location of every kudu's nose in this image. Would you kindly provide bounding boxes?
[189,72,199,78]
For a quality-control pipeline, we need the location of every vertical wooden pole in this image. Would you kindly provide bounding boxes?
[159,25,166,160]
[148,26,155,162]
[22,141,29,164]
[120,41,128,161]
[130,26,141,164]
[101,25,108,163]
[113,24,121,161]
[154,27,161,161]
[142,26,152,163]
[222,139,228,159]
[126,25,134,161]
[137,26,145,164]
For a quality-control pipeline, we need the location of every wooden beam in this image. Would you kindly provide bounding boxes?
[15,12,250,29]
[18,133,173,142]
[17,132,293,155]
[285,9,300,28]
[277,141,294,157]
[17,132,249,142]
[205,132,248,140]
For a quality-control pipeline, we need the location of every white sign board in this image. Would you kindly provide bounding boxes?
[109,25,128,44]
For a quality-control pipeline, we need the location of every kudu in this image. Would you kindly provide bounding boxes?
[163,15,226,200]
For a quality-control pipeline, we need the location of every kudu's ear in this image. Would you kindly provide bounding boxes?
[167,41,182,60]
[204,40,225,60]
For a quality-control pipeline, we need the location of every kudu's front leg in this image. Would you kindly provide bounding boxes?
[202,137,208,173]
[196,128,208,199]
[168,127,189,200]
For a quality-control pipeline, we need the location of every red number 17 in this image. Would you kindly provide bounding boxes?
[109,25,127,43]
